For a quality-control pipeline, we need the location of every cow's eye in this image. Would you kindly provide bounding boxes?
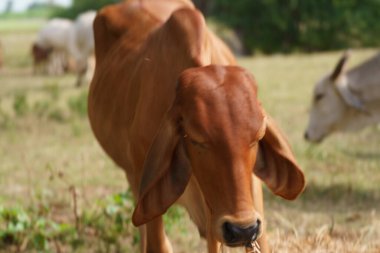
[314,93,324,102]
[190,139,208,149]
[183,134,208,149]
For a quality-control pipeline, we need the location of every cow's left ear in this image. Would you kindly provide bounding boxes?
[132,106,191,226]
[254,116,305,200]
[330,50,350,82]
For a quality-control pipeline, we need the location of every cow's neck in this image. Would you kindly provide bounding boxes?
[340,101,380,132]
[346,53,380,103]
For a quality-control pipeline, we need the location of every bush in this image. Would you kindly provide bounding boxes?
[0,190,139,252]
[48,108,66,123]
[0,100,13,130]
[211,0,380,53]
[13,93,28,117]
[52,0,120,19]
[43,83,60,101]
[68,91,88,118]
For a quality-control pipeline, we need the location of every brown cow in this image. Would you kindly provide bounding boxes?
[89,1,305,252]
[31,43,53,74]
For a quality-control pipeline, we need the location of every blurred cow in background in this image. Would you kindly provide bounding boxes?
[32,11,96,86]
[32,18,73,75]
[31,43,54,74]
[305,51,380,142]
[69,10,97,87]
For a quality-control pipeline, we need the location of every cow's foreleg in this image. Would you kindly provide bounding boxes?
[206,236,219,253]
[252,176,269,253]
[140,216,173,253]
[205,208,220,253]
[74,56,88,87]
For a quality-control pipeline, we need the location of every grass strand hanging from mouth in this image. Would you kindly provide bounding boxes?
[245,241,261,253]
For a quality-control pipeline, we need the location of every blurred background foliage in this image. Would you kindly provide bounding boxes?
[207,0,380,54]
[2,0,380,54]
[52,0,119,19]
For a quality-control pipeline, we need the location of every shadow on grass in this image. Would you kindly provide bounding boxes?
[264,180,380,212]
[341,149,380,161]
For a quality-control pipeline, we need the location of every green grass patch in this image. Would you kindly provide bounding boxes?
[0,190,139,252]
[0,18,45,34]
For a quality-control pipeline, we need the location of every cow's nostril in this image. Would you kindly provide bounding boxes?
[222,222,236,242]
[222,220,261,247]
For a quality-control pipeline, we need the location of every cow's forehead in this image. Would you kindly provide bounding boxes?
[179,66,260,111]
[178,66,264,139]
[180,65,256,90]
[314,75,331,93]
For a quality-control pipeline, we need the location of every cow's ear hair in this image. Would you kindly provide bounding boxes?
[132,106,191,226]
[330,50,350,82]
[254,116,305,200]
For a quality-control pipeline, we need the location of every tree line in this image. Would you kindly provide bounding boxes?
[54,0,380,54]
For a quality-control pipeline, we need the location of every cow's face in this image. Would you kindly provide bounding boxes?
[132,65,305,249]
[31,43,52,63]
[305,75,347,142]
[305,52,357,143]
[178,66,265,246]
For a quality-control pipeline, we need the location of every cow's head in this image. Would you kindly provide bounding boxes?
[305,51,367,142]
[132,65,305,247]
[31,43,52,64]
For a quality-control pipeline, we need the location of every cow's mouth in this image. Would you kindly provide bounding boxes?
[304,131,325,143]
[222,221,261,248]
[224,233,258,248]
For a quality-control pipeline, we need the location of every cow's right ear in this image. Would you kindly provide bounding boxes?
[132,106,191,226]
[330,51,350,82]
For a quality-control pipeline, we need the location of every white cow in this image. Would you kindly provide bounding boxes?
[32,11,96,86]
[69,10,97,87]
[305,51,380,142]
[33,18,73,75]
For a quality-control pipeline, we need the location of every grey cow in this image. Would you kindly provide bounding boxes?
[305,51,380,142]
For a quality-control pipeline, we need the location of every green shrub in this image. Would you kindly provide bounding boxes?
[52,0,120,19]
[0,101,13,130]
[0,190,139,252]
[211,0,380,53]
[0,207,31,247]
[68,91,88,118]
[43,83,61,101]
[48,108,67,123]
[13,93,28,117]
[33,100,50,118]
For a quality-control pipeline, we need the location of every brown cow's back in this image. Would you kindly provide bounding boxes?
[93,0,195,64]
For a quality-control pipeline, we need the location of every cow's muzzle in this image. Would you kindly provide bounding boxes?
[222,220,261,247]
[304,131,324,143]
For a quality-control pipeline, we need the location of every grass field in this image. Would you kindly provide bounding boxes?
[0,19,379,252]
